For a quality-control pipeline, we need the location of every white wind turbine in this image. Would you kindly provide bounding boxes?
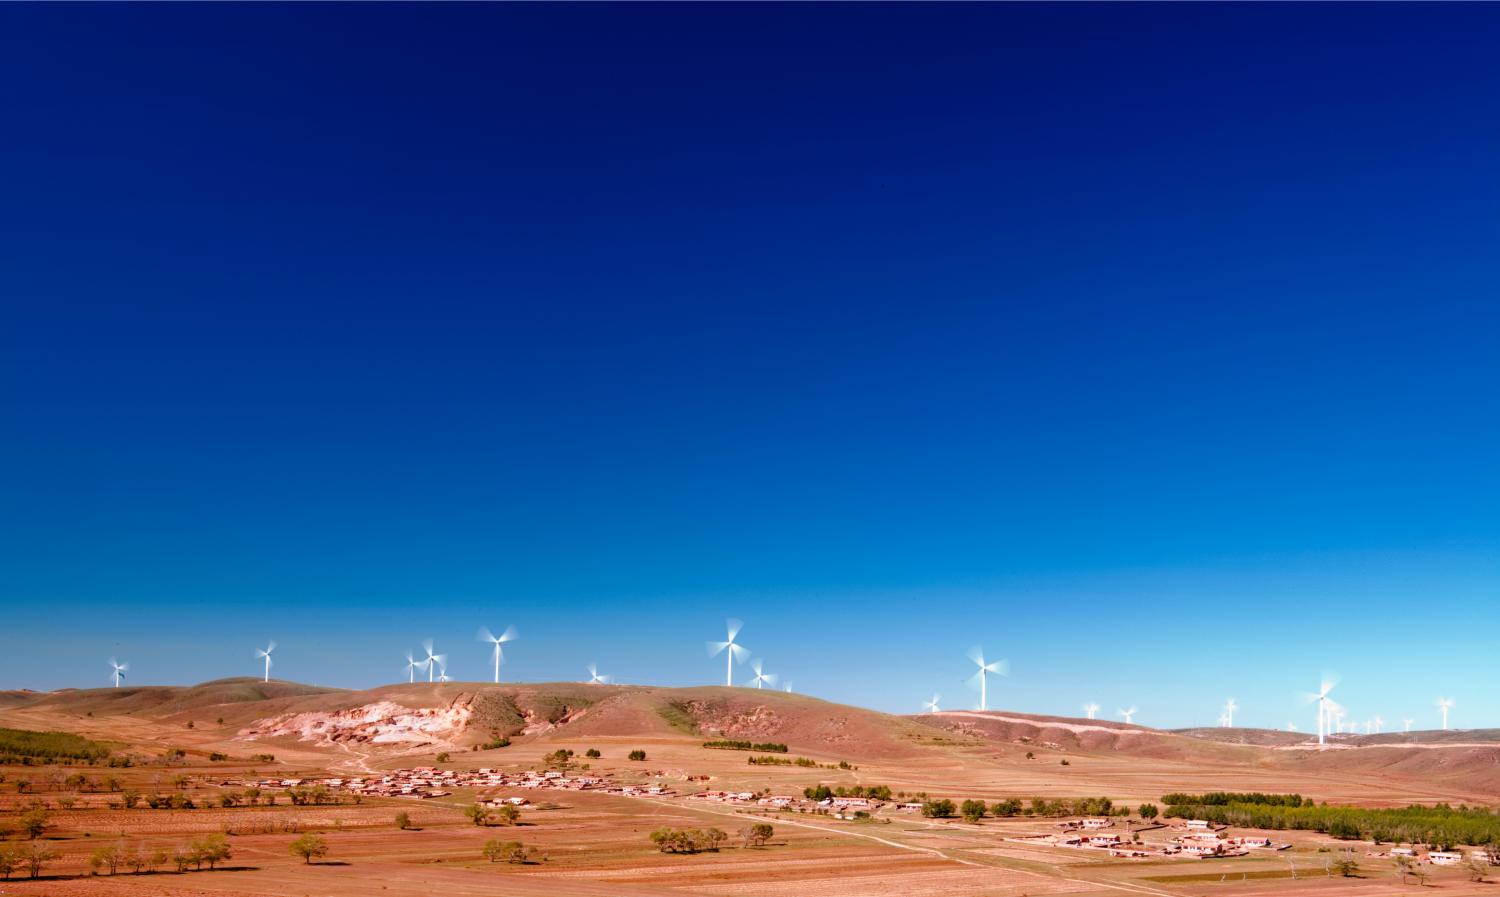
[1303,676,1338,746]
[421,640,446,684]
[924,694,942,713]
[745,659,777,689]
[1287,722,1298,732]
[1403,718,1414,732]
[109,658,127,688]
[707,619,750,687]
[1119,706,1138,724]
[966,647,1008,712]
[1373,715,1383,734]
[1217,712,1230,728]
[478,625,518,684]
[255,641,276,682]
[404,653,422,683]
[437,660,452,683]
[586,663,610,685]
[783,681,793,693]
[1222,698,1238,727]
[1084,702,1100,720]
[1437,697,1454,730]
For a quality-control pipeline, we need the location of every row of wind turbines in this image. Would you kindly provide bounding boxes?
[103,627,1463,738]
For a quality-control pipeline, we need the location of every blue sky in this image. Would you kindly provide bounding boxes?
[1,5,1497,730]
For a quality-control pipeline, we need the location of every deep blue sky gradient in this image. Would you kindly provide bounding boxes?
[2,4,1497,729]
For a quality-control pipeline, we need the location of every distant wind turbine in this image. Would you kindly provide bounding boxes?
[478,625,517,684]
[1119,706,1138,724]
[1303,676,1338,746]
[255,642,276,683]
[1437,697,1454,730]
[586,663,610,685]
[1372,715,1383,734]
[1286,722,1298,732]
[783,681,793,693]
[924,694,942,713]
[1222,698,1237,727]
[421,640,446,684]
[966,647,1008,712]
[1084,702,1100,720]
[707,619,750,687]
[109,658,127,688]
[1217,712,1230,728]
[404,653,422,683]
[437,660,452,683]
[745,659,777,689]
[1403,718,1414,733]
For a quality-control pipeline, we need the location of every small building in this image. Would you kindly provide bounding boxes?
[1429,852,1463,866]
[1185,819,1213,831]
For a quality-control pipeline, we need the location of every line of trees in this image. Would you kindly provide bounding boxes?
[702,740,789,753]
[1162,792,1306,807]
[1161,800,1500,849]
[650,827,728,853]
[802,784,893,801]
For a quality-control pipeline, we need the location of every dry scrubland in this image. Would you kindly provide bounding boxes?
[3,678,1500,896]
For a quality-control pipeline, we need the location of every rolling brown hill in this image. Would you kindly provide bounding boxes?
[7,680,1500,801]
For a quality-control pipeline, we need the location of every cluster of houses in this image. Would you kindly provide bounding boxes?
[1015,818,1288,860]
[241,767,675,802]
[1378,847,1490,866]
[688,790,901,818]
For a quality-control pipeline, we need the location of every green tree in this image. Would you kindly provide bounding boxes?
[288,833,329,864]
[585,748,601,758]
[494,804,521,825]
[960,799,987,823]
[19,808,48,840]
[464,804,493,826]
[741,823,774,846]
[395,811,412,830]
[192,834,231,870]
[991,798,1023,817]
[435,752,450,762]
[89,843,125,875]
[1333,852,1360,877]
[0,845,18,881]
[1138,803,1159,820]
[21,843,57,879]
[628,749,647,761]
[921,799,957,818]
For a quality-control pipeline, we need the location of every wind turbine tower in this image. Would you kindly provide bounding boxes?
[421,640,446,683]
[1084,702,1100,720]
[967,647,1007,712]
[1119,706,1138,724]
[255,642,276,683]
[924,694,941,713]
[109,658,127,688]
[1223,698,1238,727]
[746,659,777,689]
[1437,697,1454,730]
[478,626,517,684]
[707,619,750,687]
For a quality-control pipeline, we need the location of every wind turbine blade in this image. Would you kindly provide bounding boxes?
[431,653,447,667]
[966,646,986,667]
[761,673,778,687]
[966,670,984,688]
[725,618,743,642]
[751,659,764,676]
[987,659,1009,676]
[266,640,276,654]
[478,626,495,644]
[497,625,517,643]
[707,640,729,657]
[729,643,751,662]
[422,638,434,656]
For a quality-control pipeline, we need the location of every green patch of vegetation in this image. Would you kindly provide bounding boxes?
[0,727,112,763]
[656,702,699,734]
[703,739,788,753]
[1163,791,1305,807]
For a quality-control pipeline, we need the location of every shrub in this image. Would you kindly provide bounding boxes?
[395,811,412,830]
[741,823,774,846]
[435,752,450,763]
[628,750,647,761]
[921,799,956,819]
[585,748,601,758]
